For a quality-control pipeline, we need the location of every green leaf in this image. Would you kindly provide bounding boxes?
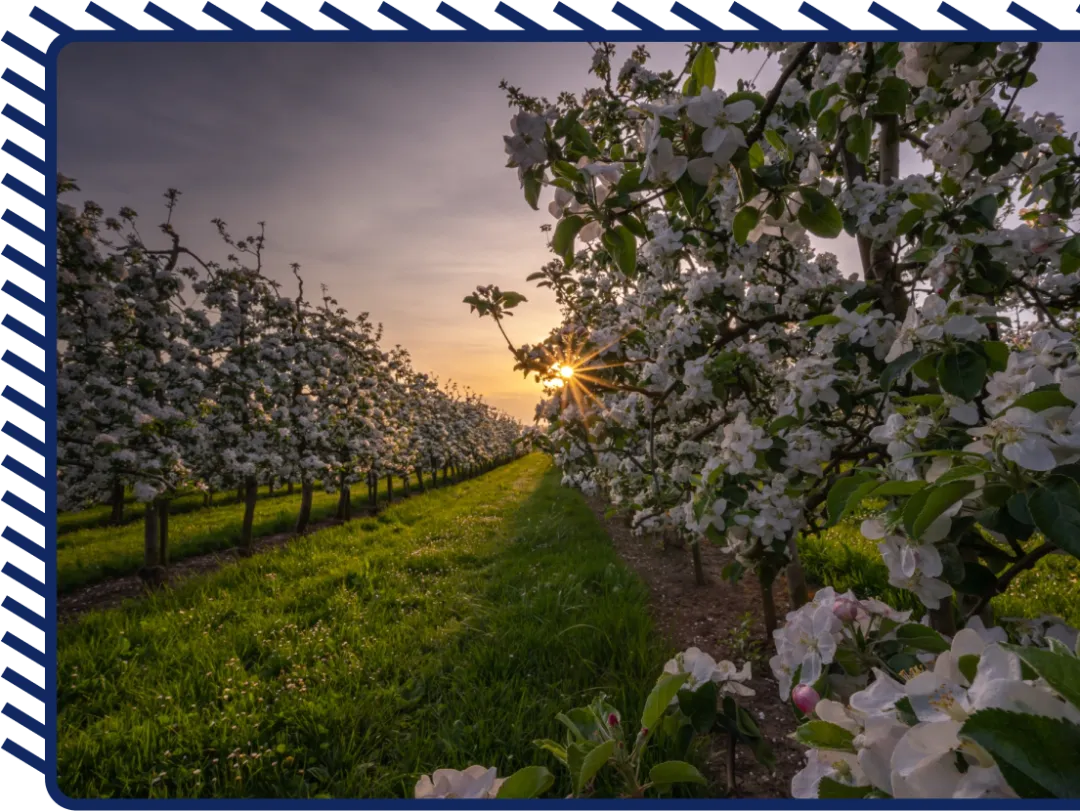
[677,681,718,733]
[794,720,856,752]
[533,738,567,764]
[981,340,1010,372]
[894,623,951,654]
[961,708,1080,798]
[804,313,843,327]
[808,85,838,118]
[724,90,766,109]
[691,46,716,90]
[964,195,999,229]
[603,225,637,276]
[895,696,919,725]
[871,480,926,497]
[826,473,874,527]
[641,671,690,732]
[818,778,873,799]
[649,761,707,787]
[937,347,987,401]
[1004,645,1080,709]
[906,394,944,407]
[555,711,585,742]
[764,129,789,156]
[896,208,923,236]
[733,206,760,246]
[880,348,920,391]
[911,480,975,539]
[523,171,541,210]
[912,352,939,382]
[616,213,647,238]
[909,192,943,211]
[958,654,980,683]
[1061,236,1080,275]
[875,76,910,115]
[797,189,843,238]
[747,142,766,170]
[552,215,585,263]
[574,739,615,795]
[768,414,800,435]
[497,766,555,799]
[1009,385,1076,412]
[817,109,838,141]
[1027,475,1080,558]
[845,115,872,163]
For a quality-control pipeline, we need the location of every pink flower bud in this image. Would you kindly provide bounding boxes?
[607,713,619,727]
[792,684,820,715]
[833,597,860,623]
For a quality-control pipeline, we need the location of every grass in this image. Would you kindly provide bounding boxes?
[798,517,1080,627]
[57,454,685,800]
[58,484,296,536]
[57,478,396,593]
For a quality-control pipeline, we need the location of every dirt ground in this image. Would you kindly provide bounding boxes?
[585,496,803,799]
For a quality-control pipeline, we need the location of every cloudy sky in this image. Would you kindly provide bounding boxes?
[57,42,1080,421]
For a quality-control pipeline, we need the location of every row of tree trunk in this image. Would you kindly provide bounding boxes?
[136,454,520,587]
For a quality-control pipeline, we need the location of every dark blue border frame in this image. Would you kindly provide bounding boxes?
[6,3,1080,807]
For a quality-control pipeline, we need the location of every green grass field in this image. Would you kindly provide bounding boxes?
[57,455,685,800]
[57,479,396,593]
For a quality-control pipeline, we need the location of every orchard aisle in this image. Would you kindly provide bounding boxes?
[57,455,684,800]
[589,500,803,796]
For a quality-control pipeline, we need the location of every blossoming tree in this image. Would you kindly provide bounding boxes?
[472,40,1080,798]
[58,182,524,581]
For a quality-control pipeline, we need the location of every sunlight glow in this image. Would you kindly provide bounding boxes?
[559,365,575,379]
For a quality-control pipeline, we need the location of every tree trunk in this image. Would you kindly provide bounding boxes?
[402,474,410,497]
[208,489,214,506]
[690,537,706,586]
[786,535,809,609]
[368,471,378,511]
[342,485,351,521]
[296,479,314,534]
[268,476,274,496]
[140,502,164,586]
[337,472,350,521]
[239,475,258,555]
[442,466,449,486]
[202,491,210,508]
[158,499,169,566]
[386,474,393,503]
[760,575,778,638]
[110,479,125,525]
[288,481,294,495]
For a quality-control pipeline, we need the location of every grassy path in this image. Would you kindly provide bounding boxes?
[57,455,679,800]
[58,479,396,593]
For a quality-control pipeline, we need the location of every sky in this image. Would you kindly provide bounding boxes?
[57,42,1080,422]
